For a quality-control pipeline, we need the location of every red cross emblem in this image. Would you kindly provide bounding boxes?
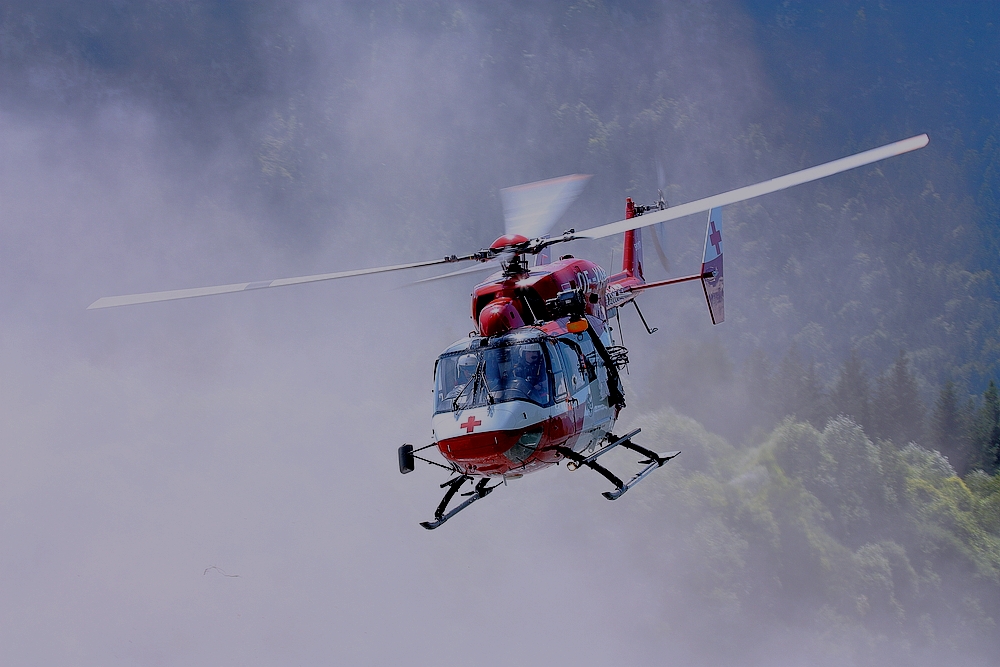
[708,221,722,255]
[460,415,482,433]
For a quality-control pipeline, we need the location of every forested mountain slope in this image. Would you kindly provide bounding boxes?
[617,408,1000,664]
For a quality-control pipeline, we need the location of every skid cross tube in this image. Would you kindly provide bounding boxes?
[558,429,680,501]
[553,445,624,490]
[571,428,641,468]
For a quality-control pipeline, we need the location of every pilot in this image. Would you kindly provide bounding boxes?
[515,346,549,403]
[447,354,478,400]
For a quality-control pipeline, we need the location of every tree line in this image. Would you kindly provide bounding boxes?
[625,404,1000,665]
[743,346,1000,476]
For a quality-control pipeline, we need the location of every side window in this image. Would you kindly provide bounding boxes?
[433,358,441,405]
[558,341,588,395]
[547,342,568,401]
[576,333,608,401]
[571,333,598,382]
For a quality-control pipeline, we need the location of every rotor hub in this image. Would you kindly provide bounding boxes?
[490,234,529,250]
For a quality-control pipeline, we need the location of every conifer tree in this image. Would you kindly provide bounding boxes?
[873,350,924,446]
[772,345,828,428]
[930,381,971,474]
[773,345,805,422]
[744,347,775,430]
[801,357,830,428]
[972,381,1000,473]
[830,349,872,435]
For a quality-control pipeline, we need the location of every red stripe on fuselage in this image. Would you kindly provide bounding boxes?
[437,404,584,476]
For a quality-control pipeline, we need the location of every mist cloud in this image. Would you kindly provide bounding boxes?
[1,2,996,665]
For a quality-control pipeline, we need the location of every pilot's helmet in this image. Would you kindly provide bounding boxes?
[457,354,477,378]
[520,347,542,366]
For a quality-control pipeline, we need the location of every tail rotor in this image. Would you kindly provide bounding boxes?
[648,158,670,273]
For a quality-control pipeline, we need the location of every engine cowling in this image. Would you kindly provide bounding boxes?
[477,297,524,336]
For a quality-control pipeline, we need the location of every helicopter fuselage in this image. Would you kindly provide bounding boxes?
[431,257,630,478]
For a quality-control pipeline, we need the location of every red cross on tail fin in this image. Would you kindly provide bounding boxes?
[701,207,724,324]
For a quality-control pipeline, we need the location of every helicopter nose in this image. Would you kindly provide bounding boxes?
[432,403,563,474]
[438,426,549,476]
[438,428,525,461]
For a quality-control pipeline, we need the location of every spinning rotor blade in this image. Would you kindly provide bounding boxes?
[88,255,475,309]
[92,176,588,310]
[651,159,671,272]
[575,134,928,240]
[649,227,670,273]
[501,174,590,239]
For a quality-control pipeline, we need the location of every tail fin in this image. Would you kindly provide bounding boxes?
[700,207,724,324]
[534,243,551,267]
[623,198,644,281]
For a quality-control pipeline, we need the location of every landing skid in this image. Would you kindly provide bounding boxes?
[419,475,501,530]
[556,428,679,500]
[399,443,503,529]
[398,429,677,529]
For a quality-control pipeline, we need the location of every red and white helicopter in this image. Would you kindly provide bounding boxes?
[90,134,928,528]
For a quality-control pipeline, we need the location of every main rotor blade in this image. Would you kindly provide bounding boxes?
[502,174,590,239]
[411,259,501,285]
[575,134,928,240]
[88,255,474,309]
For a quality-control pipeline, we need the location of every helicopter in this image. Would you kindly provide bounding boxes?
[89,134,928,528]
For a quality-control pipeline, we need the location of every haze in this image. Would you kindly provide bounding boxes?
[1,2,997,665]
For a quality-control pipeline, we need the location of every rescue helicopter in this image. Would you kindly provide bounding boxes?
[89,134,928,528]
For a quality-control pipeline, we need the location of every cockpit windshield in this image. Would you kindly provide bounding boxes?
[435,339,551,413]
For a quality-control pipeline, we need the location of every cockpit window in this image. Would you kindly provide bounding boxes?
[484,342,550,405]
[435,339,552,412]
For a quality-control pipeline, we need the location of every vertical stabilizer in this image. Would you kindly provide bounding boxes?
[622,198,644,281]
[701,207,724,324]
[534,243,551,266]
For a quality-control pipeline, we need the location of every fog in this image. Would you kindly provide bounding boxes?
[1,2,995,665]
